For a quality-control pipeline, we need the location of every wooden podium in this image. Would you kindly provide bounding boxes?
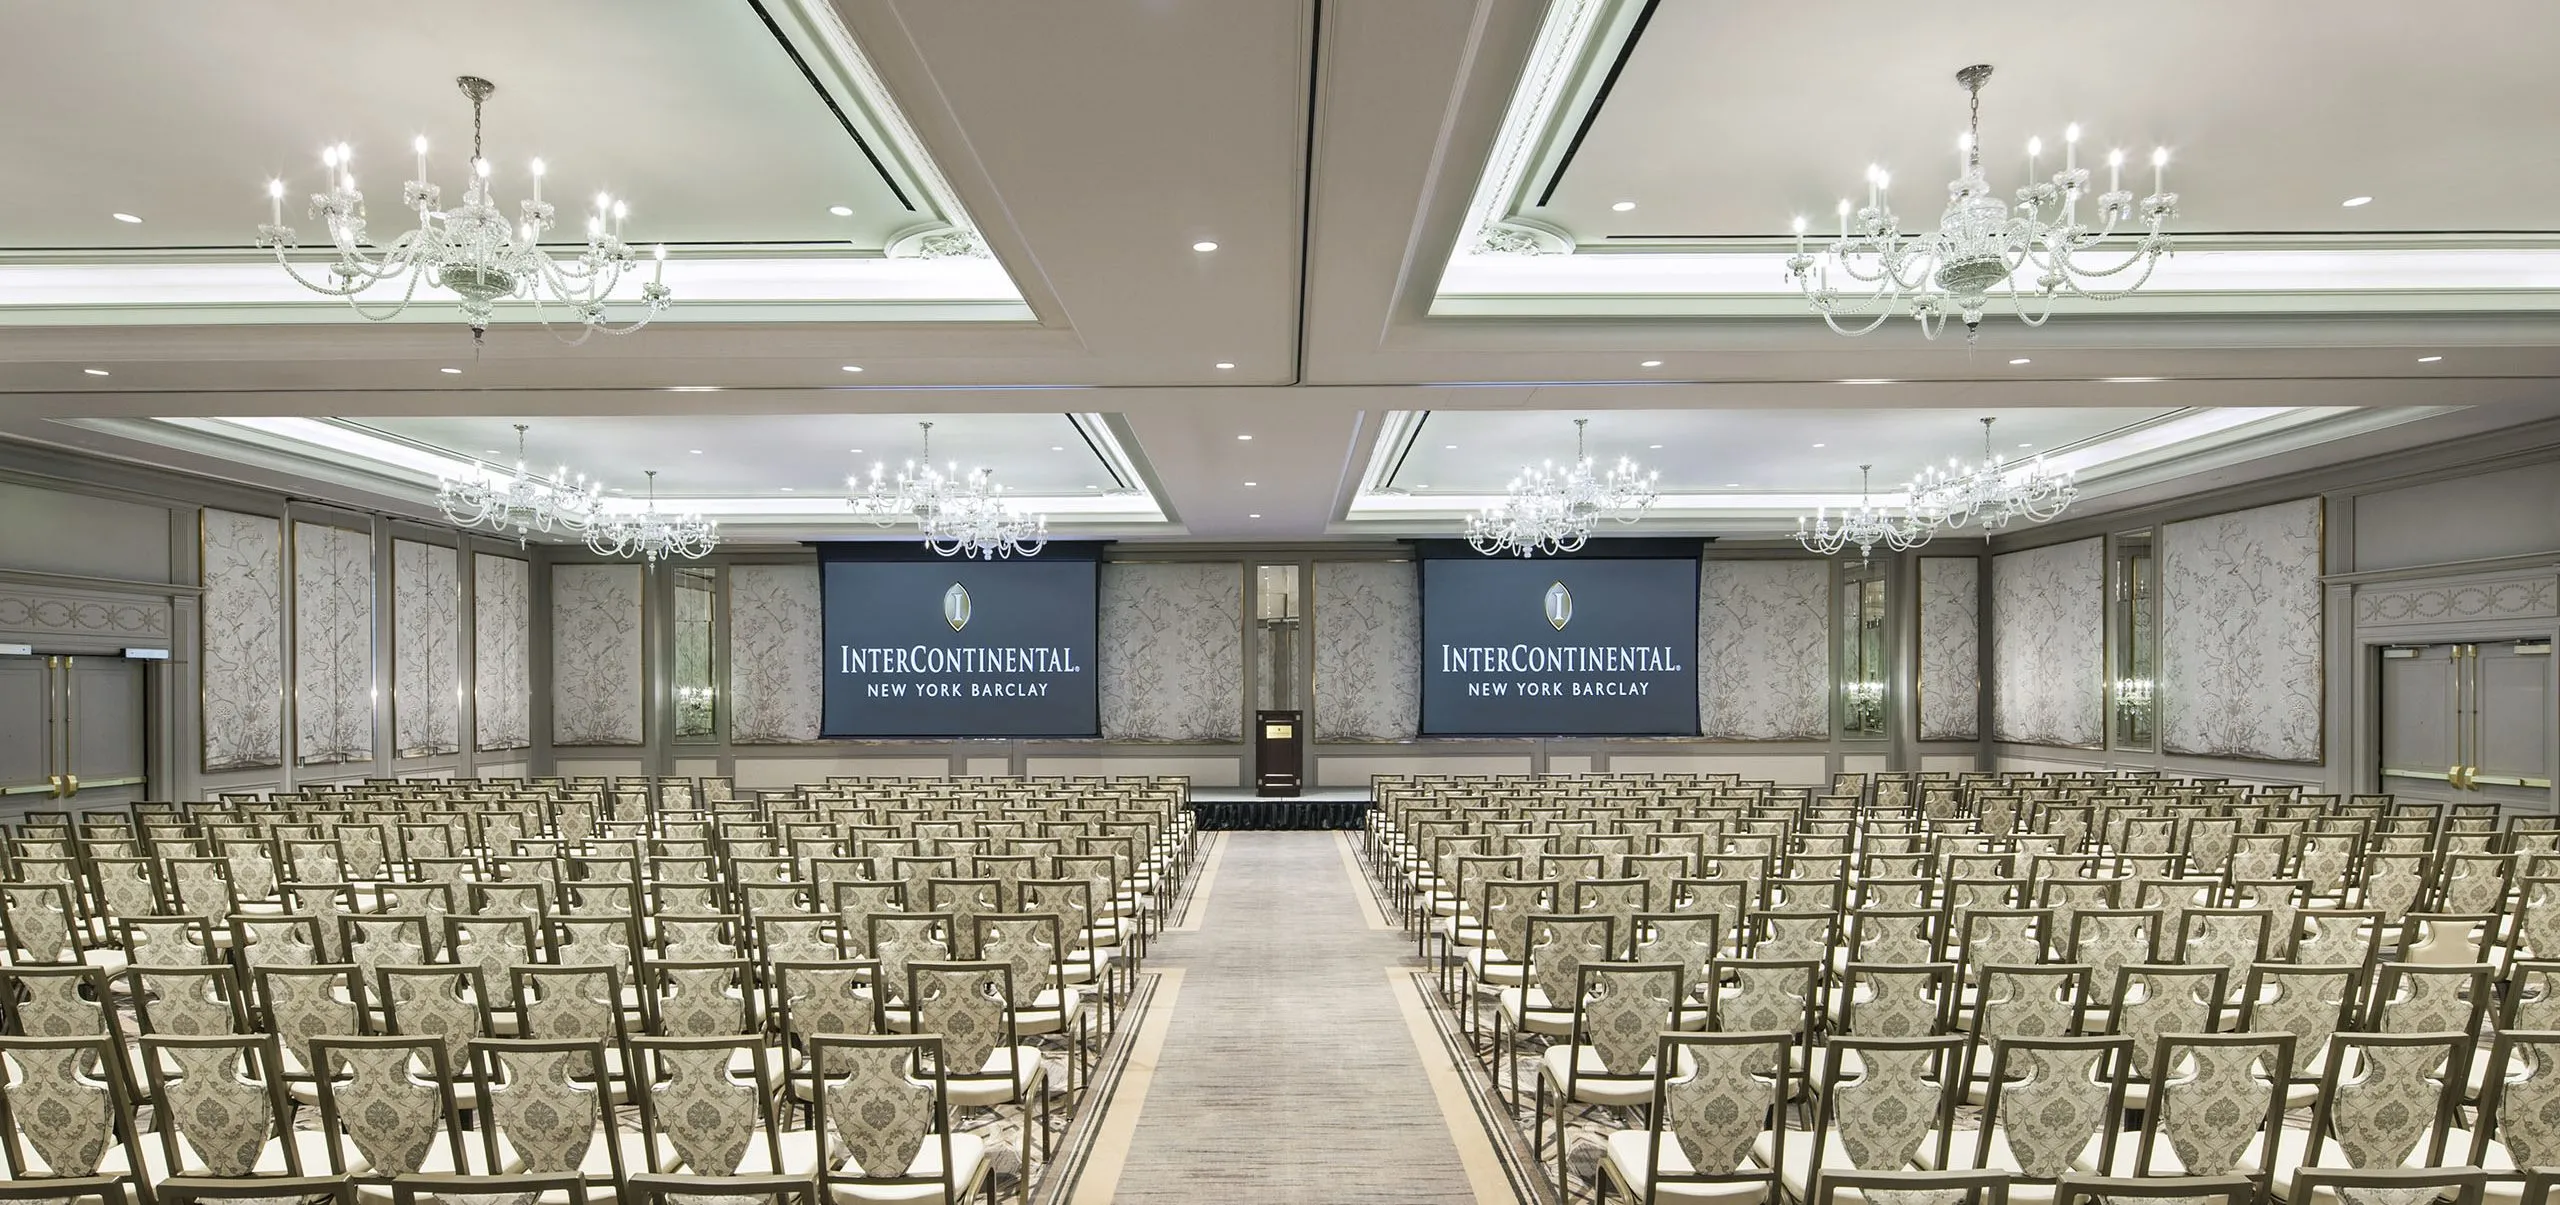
[1255,709,1302,797]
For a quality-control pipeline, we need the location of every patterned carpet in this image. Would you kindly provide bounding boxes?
[1104,831,1484,1204]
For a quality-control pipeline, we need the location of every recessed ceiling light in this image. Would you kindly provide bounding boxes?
[439,367,461,374]
[1648,444,1663,450]
[484,449,503,456]
[1248,513,1261,519]
[849,448,863,454]
[1640,360,1663,368]
[111,213,141,224]
[1443,444,1458,450]
[1724,483,1740,488]
[1215,361,1235,370]
[1050,446,1064,452]
[1192,241,1218,252]
[82,368,109,376]
[2008,357,2031,365]
[2342,196,2373,208]
[1412,483,1429,489]
[670,385,720,392]
[2418,355,2443,363]
[780,487,795,492]
[828,205,854,217]
[1611,201,1636,212]
[688,449,703,455]
[1245,481,1258,487]
[1812,443,1826,449]
[1084,485,1099,490]
[1236,434,1253,441]
[2019,442,2035,448]
[841,365,863,373]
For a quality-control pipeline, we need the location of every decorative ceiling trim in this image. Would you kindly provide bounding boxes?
[1336,405,2445,534]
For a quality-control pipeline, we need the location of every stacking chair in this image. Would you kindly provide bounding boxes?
[1594,1030,1793,1205]
[2111,1032,2294,1190]
[1942,1035,2130,1204]
[116,1033,334,1191]
[1493,914,1616,1106]
[804,1034,1000,1205]
[2246,1030,2464,1203]
[629,1035,808,1190]
[0,1034,144,1205]
[460,1038,631,1201]
[907,962,1053,1179]
[308,1034,471,1192]
[1533,961,1686,1201]
[1757,1036,1963,1202]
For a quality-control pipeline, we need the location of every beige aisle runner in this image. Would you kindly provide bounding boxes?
[1102,830,1486,1204]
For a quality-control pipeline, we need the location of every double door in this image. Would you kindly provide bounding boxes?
[2378,640,2554,805]
[0,652,150,808]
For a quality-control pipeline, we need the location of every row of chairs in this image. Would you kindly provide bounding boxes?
[1370,770,2551,1205]
[0,773,1199,1205]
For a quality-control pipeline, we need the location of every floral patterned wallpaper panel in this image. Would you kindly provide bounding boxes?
[550,563,644,746]
[292,521,375,766]
[1992,537,2105,747]
[391,539,461,758]
[1312,561,1419,740]
[200,509,284,772]
[1918,557,1983,742]
[729,563,823,744]
[2161,497,2324,762]
[473,554,531,752]
[1698,559,1831,741]
[1100,562,1243,741]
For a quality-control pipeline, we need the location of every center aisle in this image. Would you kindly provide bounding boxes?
[1104,831,1489,1204]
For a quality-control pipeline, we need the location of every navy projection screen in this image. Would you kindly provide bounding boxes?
[817,546,1100,738]
[1419,553,1699,736]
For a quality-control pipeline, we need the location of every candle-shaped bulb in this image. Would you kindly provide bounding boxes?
[594,191,610,213]
[2151,147,2168,167]
[530,158,546,177]
[1875,169,1890,192]
[2109,149,2126,166]
[1791,215,1807,234]
[268,178,285,199]
[474,157,490,179]
[612,199,628,220]
[413,135,428,154]
[2065,123,2081,144]
[2151,146,2167,194]
[654,243,667,260]
[321,145,338,168]
[335,142,351,165]
[2027,135,2042,158]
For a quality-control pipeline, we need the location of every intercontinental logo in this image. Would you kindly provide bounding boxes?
[1544,581,1572,630]
[943,583,972,632]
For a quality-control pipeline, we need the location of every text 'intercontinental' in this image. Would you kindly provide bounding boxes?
[1437,645,1684,675]
[837,646,1084,675]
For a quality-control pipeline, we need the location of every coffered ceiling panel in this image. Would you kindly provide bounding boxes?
[0,0,931,250]
[1528,0,2560,244]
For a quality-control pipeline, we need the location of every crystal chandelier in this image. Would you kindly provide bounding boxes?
[435,424,603,547]
[257,75,672,344]
[1907,417,2079,529]
[1785,64,2179,340]
[1796,465,1935,562]
[848,422,1049,559]
[586,471,716,563]
[1466,418,1660,557]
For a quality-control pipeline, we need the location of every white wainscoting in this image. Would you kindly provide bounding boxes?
[1023,756,1241,785]
[555,758,647,779]
[734,757,951,790]
[1606,754,1830,784]
[1317,754,1538,786]
[1922,755,1983,774]
[477,762,528,778]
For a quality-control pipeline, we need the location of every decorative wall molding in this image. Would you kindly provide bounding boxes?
[292,521,374,766]
[2162,498,2325,763]
[728,563,824,744]
[1918,557,1983,742]
[1099,562,1243,742]
[200,509,284,772]
[1993,537,2105,748]
[551,563,645,747]
[0,586,171,642]
[1312,561,1420,741]
[391,540,460,758]
[1699,559,1830,741]
[473,554,530,753]
[2352,573,2558,628]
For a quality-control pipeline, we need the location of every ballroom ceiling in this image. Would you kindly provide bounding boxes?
[1,0,2556,545]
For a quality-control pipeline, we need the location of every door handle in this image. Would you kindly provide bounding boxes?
[63,773,77,797]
